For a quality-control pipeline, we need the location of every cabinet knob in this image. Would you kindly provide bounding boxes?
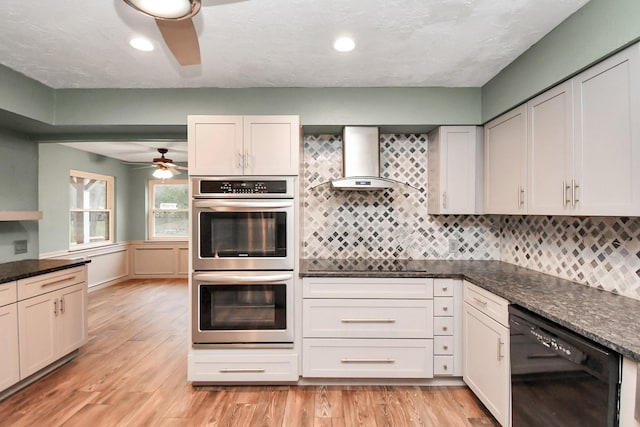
[442,287,448,292]
[442,326,448,331]
[443,345,449,350]
[443,306,449,312]
[443,364,448,370]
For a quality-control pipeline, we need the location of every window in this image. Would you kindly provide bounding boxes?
[149,179,188,239]
[69,170,114,248]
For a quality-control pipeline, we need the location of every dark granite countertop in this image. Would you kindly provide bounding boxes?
[300,258,640,362]
[0,258,91,285]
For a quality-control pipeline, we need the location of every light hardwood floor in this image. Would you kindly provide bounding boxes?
[0,279,499,427]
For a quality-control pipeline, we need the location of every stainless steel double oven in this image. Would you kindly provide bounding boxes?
[191,177,295,347]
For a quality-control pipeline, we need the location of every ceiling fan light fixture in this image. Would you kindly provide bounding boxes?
[153,168,174,179]
[123,0,201,20]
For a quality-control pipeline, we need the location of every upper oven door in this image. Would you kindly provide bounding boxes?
[192,199,294,271]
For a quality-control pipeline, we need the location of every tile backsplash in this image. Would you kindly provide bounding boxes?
[302,134,501,261]
[302,133,640,301]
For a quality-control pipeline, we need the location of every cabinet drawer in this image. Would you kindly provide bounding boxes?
[18,267,85,301]
[463,281,509,327]
[303,299,433,338]
[434,317,454,336]
[434,297,454,317]
[0,281,17,307]
[189,352,298,383]
[434,355,455,376]
[434,279,455,297]
[303,339,433,378]
[302,278,433,299]
[434,336,454,355]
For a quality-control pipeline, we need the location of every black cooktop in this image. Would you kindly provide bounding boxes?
[303,258,429,272]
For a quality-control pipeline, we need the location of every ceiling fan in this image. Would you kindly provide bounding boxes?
[152,148,187,178]
[123,0,203,65]
[122,0,248,66]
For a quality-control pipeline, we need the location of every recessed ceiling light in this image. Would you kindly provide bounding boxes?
[130,37,154,52]
[333,37,356,52]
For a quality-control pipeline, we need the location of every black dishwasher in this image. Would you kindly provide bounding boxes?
[509,305,620,427]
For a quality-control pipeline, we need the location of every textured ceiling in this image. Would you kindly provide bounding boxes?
[0,0,589,90]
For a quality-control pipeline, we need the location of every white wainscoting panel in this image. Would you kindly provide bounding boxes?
[130,241,189,278]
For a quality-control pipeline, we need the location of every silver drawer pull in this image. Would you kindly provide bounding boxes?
[219,368,266,373]
[473,297,488,307]
[42,276,75,288]
[340,358,395,364]
[341,319,396,324]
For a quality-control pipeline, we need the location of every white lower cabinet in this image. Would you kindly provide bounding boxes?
[433,279,462,376]
[188,351,299,383]
[18,281,87,378]
[463,281,510,427]
[620,357,640,427]
[303,338,433,378]
[0,302,20,391]
[18,268,87,380]
[0,266,88,395]
[302,277,434,379]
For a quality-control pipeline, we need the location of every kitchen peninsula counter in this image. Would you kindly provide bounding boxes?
[300,258,640,361]
[0,258,91,284]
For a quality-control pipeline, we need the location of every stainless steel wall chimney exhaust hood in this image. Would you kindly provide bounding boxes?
[330,126,395,190]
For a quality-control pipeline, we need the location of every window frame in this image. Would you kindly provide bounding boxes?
[148,179,189,241]
[69,169,115,250]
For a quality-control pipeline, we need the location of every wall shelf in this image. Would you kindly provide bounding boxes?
[0,211,43,221]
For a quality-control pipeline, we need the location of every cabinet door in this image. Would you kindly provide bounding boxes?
[0,303,20,391]
[463,303,510,426]
[484,105,527,214]
[527,81,574,214]
[243,116,300,175]
[428,126,483,214]
[18,292,57,378]
[573,44,640,215]
[57,283,87,357]
[187,115,244,175]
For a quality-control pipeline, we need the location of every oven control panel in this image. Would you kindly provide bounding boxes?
[192,178,294,198]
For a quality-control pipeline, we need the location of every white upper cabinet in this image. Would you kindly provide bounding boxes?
[527,80,575,215]
[188,115,300,176]
[484,105,528,214]
[188,116,244,175]
[428,126,484,214]
[484,41,640,216]
[573,43,640,215]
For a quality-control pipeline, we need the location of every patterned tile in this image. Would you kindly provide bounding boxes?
[501,216,640,299]
[302,134,501,261]
[301,133,640,301]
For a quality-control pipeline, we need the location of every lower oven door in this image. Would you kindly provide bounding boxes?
[192,271,294,347]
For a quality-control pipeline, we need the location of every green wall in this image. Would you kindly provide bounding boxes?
[0,130,39,261]
[481,0,640,121]
[37,144,134,254]
[52,87,481,130]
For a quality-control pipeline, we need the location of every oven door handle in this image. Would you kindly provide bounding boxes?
[193,273,293,283]
[193,200,293,211]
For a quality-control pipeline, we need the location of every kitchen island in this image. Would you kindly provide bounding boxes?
[0,258,90,400]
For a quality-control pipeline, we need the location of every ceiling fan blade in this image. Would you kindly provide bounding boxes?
[155,18,201,66]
